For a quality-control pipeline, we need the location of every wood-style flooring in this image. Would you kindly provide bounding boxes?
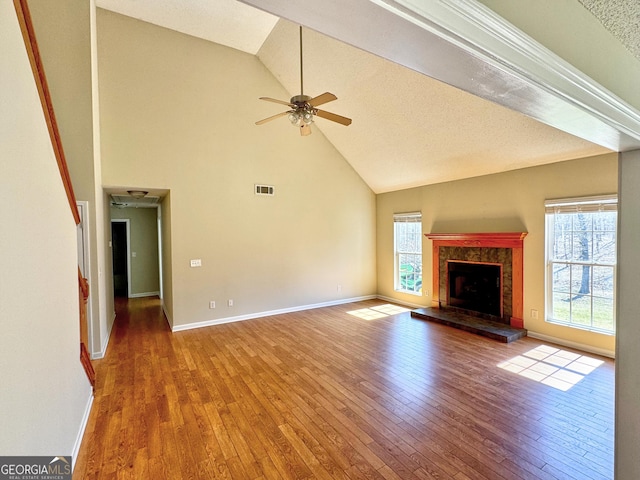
[73,297,614,480]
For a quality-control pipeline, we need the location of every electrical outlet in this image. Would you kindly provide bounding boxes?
[337,284,342,292]
[190,259,202,267]
[424,289,429,296]
[531,309,538,319]
[209,301,216,309]
[228,299,233,307]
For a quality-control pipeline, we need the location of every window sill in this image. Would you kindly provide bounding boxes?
[395,289,423,297]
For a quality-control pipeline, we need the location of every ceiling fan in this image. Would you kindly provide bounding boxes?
[255,26,352,136]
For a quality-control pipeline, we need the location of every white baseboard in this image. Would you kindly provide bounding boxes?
[526,331,615,359]
[72,386,93,470]
[376,294,428,310]
[129,291,160,298]
[92,311,116,360]
[162,301,173,329]
[172,295,377,332]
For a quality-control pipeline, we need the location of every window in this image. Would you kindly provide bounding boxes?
[545,195,617,334]
[394,212,422,295]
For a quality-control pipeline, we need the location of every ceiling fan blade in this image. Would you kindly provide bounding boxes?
[255,111,290,125]
[300,124,312,136]
[314,109,352,126]
[259,97,295,107]
[307,92,337,107]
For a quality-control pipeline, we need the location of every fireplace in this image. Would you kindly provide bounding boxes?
[425,232,527,328]
[447,261,502,317]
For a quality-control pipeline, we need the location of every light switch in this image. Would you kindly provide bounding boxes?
[132,252,137,257]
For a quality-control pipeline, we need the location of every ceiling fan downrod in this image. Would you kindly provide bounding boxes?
[255,24,352,135]
[299,25,304,96]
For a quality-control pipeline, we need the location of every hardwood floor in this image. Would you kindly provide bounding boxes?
[73,297,614,480]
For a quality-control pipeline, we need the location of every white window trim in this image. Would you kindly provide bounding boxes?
[394,212,422,296]
[545,194,617,213]
[544,195,617,334]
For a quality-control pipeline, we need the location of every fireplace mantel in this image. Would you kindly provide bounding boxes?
[425,232,527,247]
[425,232,527,328]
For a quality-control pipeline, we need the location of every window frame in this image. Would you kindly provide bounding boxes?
[393,212,423,296]
[544,195,617,335]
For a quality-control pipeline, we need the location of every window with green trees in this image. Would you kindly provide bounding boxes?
[545,195,617,334]
[394,213,422,295]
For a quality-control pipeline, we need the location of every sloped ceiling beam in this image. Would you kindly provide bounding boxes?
[241,0,640,152]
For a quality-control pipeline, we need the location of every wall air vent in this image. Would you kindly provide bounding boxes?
[255,184,275,196]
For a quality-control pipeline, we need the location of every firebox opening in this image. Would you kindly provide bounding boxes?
[447,261,502,317]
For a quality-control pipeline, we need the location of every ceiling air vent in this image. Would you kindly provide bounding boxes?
[110,194,160,206]
[255,184,275,196]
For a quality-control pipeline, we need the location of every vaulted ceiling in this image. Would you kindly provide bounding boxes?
[96,0,639,193]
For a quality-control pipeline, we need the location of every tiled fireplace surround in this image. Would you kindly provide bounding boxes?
[425,233,527,329]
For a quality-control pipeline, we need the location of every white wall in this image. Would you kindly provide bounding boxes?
[97,10,377,328]
[0,1,91,457]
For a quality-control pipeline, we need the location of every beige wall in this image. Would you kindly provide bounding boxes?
[377,153,618,354]
[30,0,113,358]
[110,207,160,296]
[29,0,93,188]
[478,0,640,111]
[0,1,91,456]
[160,195,173,325]
[97,10,377,327]
[101,191,114,350]
[616,150,640,478]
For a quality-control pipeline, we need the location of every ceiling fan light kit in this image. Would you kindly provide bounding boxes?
[256,26,352,136]
[127,190,149,198]
[287,95,315,126]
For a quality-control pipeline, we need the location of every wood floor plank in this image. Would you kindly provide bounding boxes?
[279,423,336,480]
[73,297,614,480]
[219,404,263,478]
[282,407,352,479]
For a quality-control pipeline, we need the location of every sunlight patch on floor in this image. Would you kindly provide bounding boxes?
[347,304,411,320]
[497,345,604,391]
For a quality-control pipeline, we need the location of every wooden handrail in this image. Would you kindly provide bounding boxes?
[79,269,95,390]
[13,0,80,225]
[14,0,94,389]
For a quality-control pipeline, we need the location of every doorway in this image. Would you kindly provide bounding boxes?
[111,219,130,298]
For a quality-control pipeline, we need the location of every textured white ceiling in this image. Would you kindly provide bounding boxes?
[577,0,640,62]
[257,21,608,193]
[96,0,619,193]
[95,0,277,54]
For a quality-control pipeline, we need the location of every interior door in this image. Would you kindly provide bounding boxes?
[111,221,128,297]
